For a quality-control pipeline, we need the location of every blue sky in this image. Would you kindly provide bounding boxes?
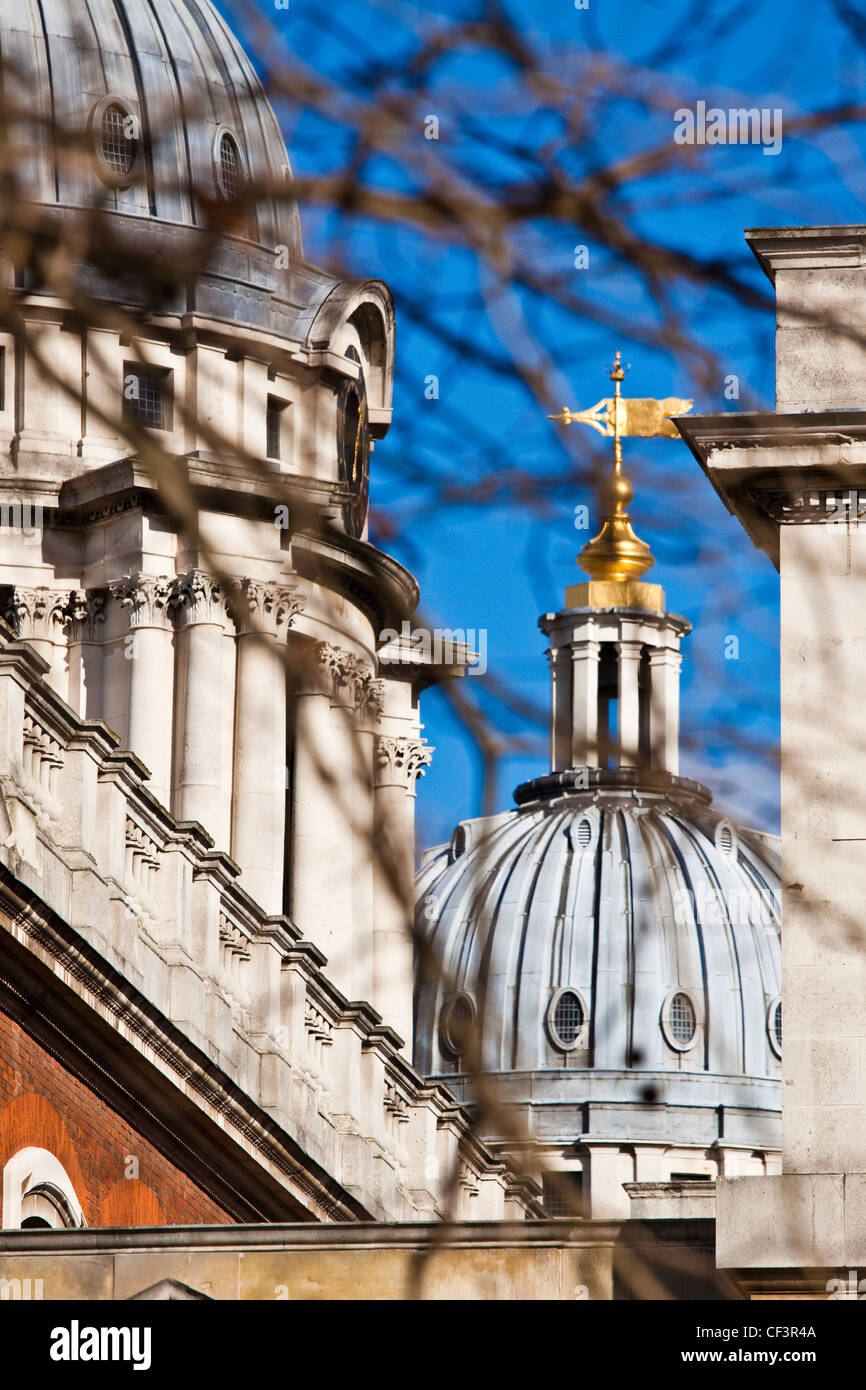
[231,0,866,847]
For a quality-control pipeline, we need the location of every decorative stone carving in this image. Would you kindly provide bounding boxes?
[753,486,866,525]
[110,574,174,628]
[3,586,72,641]
[228,578,304,636]
[374,735,434,793]
[168,570,227,628]
[316,643,383,716]
[65,588,107,643]
[358,675,385,722]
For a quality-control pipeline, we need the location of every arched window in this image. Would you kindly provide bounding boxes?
[2,1149,85,1230]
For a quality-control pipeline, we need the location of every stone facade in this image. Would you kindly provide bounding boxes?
[680,224,866,1283]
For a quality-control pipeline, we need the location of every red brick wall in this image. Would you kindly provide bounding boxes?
[0,1008,234,1227]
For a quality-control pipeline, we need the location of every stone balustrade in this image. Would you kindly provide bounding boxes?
[0,620,539,1223]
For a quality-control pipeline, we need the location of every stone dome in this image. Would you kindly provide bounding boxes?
[415,771,781,1130]
[0,0,301,255]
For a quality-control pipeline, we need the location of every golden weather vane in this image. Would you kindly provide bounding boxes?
[549,351,693,584]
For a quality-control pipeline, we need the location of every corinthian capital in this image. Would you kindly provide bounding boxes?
[169,570,227,628]
[4,586,72,641]
[358,675,386,723]
[374,735,434,794]
[110,573,174,628]
[66,588,107,643]
[317,642,376,710]
[228,579,304,636]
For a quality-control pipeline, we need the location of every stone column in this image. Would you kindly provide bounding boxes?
[648,646,682,776]
[373,734,433,1051]
[230,579,302,914]
[617,638,642,770]
[546,645,570,772]
[3,587,72,697]
[290,642,373,1003]
[169,571,231,847]
[66,589,107,719]
[570,637,600,769]
[109,574,175,806]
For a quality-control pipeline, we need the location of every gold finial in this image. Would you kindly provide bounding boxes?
[549,351,692,593]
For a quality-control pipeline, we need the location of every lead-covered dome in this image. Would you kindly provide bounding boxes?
[416,772,781,1111]
[0,0,300,254]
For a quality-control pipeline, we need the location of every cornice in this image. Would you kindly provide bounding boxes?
[746,224,866,283]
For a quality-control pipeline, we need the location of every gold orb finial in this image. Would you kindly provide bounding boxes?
[548,352,694,589]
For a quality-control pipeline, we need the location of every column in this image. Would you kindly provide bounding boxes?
[570,637,600,768]
[373,734,433,1050]
[109,574,175,806]
[230,579,302,914]
[290,641,372,1002]
[66,589,106,718]
[617,638,642,770]
[548,645,571,772]
[648,645,682,776]
[170,571,232,847]
[3,587,72,696]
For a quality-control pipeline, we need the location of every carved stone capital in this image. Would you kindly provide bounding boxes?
[110,573,174,629]
[374,735,434,795]
[228,579,304,636]
[66,589,107,643]
[358,676,386,723]
[317,642,375,710]
[169,570,227,628]
[4,586,73,642]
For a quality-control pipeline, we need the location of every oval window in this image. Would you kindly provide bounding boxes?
[92,98,139,186]
[547,987,586,1051]
[439,992,475,1060]
[662,990,697,1050]
[767,996,782,1057]
[217,131,242,201]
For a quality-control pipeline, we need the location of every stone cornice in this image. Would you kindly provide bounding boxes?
[677,409,866,568]
[746,224,866,283]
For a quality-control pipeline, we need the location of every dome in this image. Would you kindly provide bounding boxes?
[414,412,783,1193]
[0,0,300,255]
[416,771,781,1138]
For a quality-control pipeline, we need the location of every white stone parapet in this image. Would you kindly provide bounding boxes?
[0,622,538,1223]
